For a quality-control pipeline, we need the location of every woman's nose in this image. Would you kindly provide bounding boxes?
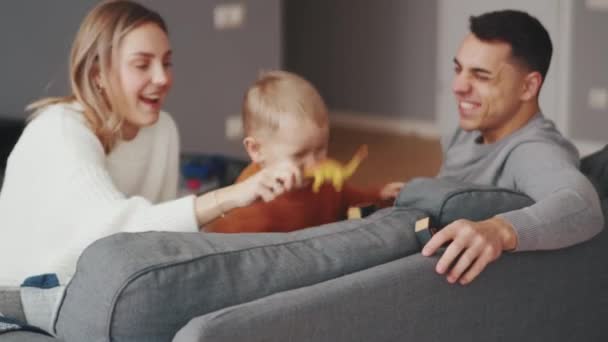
[152,64,170,86]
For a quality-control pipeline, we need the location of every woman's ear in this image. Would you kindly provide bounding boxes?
[91,63,106,92]
[92,73,103,92]
[243,136,263,164]
[521,71,542,101]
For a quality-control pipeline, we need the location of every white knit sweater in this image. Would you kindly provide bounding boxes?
[0,103,198,286]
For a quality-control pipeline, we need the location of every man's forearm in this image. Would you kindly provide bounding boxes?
[499,186,604,251]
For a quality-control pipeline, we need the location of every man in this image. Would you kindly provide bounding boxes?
[422,10,604,285]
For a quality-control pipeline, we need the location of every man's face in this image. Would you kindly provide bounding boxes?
[452,33,529,143]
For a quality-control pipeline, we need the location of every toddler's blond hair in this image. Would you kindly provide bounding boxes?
[242,70,328,137]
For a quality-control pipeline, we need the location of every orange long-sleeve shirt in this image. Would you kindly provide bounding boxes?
[205,163,390,233]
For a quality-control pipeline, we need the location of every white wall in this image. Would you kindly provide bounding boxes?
[285,1,437,121]
[0,1,94,117]
[0,1,282,157]
[567,0,608,156]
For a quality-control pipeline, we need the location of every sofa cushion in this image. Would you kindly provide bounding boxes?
[55,207,426,342]
[0,331,60,342]
[395,177,534,228]
[0,287,25,322]
[580,145,608,200]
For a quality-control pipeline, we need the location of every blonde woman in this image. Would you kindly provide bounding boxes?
[0,0,301,287]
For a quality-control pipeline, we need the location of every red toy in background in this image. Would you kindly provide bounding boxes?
[179,154,248,196]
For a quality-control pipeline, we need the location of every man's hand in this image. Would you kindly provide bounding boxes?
[421,216,518,285]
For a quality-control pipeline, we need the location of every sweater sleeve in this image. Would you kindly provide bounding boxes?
[204,163,274,232]
[204,200,275,233]
[158,112,181,202]
[57,110,199,235]
[0,107,199,285]
[498,142,604,251]
[67,162,199,235]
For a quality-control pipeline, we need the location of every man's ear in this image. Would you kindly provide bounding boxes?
[521,71,542,101]
[243,136,263,163]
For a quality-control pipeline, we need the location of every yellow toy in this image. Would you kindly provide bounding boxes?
[304,145,368,193]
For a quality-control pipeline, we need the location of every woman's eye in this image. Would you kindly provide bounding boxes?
[134,64,149,70]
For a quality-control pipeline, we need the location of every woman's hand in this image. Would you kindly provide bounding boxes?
[195,161,302,227]
[231,160,303,207]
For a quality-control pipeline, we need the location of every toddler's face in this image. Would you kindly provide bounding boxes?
[259,115,329,170]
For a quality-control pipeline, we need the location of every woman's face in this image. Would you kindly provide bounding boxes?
[113,22,173,139]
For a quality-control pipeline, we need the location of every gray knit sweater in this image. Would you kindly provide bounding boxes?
[438,113,604,251]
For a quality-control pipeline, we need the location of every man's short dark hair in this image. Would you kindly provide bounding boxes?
[470,10,553,80]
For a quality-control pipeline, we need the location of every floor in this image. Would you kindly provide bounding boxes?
[328,125,443,188]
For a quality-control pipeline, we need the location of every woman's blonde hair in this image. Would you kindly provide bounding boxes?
[27,0,167,152]
[242,70,328,137]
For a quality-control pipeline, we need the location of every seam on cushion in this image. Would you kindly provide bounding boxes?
[105,206,423,337]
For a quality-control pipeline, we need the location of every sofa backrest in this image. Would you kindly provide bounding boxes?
[581,145,608,200]
[173,204,608,342]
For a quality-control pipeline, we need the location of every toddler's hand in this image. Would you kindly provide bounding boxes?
[379,182,404,200]
[236,161,303,206]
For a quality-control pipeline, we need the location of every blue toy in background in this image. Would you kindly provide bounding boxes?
[179,154,248,195]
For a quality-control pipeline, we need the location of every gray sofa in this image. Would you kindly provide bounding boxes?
[2,147,608,341]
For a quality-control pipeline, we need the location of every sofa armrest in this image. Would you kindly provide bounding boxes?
[0,332,60,342]
[56,207,427,341]
[174,228,608,342]
[396,177,533,228]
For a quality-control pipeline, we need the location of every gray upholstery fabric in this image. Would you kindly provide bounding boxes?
[0,287,25,322]
[396,177,534,228]
[56,207,426,342]
[581,144,608,199]
[7,146,605,341]
[0,331,60,342]
[174,211,608,342]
